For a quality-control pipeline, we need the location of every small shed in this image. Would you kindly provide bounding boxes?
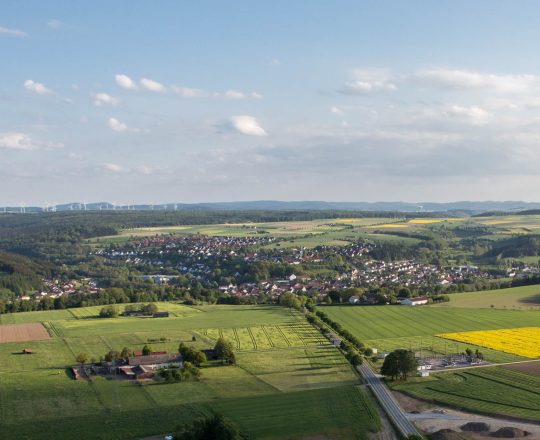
[22,348,33,354]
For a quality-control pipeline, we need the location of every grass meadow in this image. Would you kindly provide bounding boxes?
[433,284,540,309]
[0,304,379,440]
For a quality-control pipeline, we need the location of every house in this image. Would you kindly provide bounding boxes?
[400,296,428,306]
[118,365,155,380]
[348,295,361,304]
[22,348,33,354]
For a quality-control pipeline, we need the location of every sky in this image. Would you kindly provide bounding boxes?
[3,0,540,205]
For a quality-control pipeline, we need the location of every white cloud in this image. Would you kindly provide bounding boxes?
[443,105,491,123]
[412,69,538,93]
[228,115,267,136]
[171,85,209,98]
[251,92,263,99]
[342,69,397,94]
[115,74,138,90]
[0,26,27,37]
[135,165,153,175]
[93,92,119,107]
[343,80,397,94]
[108,117,128,132]
[0,132,62,150]
[103,163,125,173]
[140,77,166,92]
[23,80,53,95]
[47,19,64,29]
[224,90,246,99]
[330,106,344,115]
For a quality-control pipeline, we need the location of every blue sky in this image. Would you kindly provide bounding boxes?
[2,1,540,205]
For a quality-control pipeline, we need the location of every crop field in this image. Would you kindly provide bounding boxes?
[438,327,540,358]
[0,305,378,439]
[201,323,326,350]
[0,322,51,343]
[367,335,524,364]
[433,285,540,309]
[503,361,540,378]
[321,305,540,341]
[87,217,435,248]
[393,367,540,422]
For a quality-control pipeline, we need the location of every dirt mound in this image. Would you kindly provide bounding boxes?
[429,429,470,440]
[492,427,530,438]
[461,422,490,432]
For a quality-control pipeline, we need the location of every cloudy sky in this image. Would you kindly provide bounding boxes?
[2,1,540,205]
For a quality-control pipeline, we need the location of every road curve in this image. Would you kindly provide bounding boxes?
[358,363,422,438]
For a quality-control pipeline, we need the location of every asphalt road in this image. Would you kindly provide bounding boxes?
[358,363,422,438]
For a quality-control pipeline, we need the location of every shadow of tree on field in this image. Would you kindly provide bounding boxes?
[519,294,540,305]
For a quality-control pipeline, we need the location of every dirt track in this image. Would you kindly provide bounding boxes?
[0,323,51,343]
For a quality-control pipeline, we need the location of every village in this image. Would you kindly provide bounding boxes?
[11,234,539,306]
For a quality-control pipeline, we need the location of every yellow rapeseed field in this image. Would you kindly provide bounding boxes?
[438,327,540,358]
[408,219,444,224]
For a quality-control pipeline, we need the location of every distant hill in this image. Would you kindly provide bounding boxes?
[2,200,540,214]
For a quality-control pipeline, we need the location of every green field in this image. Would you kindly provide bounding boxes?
[86,217,421,248]
[392,367,540,422]
[321,305,540,364]
[0,305,379,439]
[434,285,540,309]
[325,303,540,420]
[321,305,540,341]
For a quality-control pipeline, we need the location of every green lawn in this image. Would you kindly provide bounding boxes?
[392,367,540,422]
[0,305,378,439]
[434,285,540,309]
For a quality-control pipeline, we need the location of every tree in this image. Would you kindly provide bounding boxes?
[178,343,207,367]
[143,302,158,314]
[398,349,418,380]
[76,352,88,364]
[120,347,133,360]
[381,349,418,381]
[104,350,120,362]
[99,305,118,318]
[214,337,235,364]
[349,352,363,366]
[279,292,301,310]
[380,352,400,380]
[142,345,152,356]
[175,413,241,440]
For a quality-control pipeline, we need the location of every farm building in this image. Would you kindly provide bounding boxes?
[128,353,181,368]
[400,296,428,306]
[118,365,155,380]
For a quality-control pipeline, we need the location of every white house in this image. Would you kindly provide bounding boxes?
[348,295,361,304]
[400,296,428,306]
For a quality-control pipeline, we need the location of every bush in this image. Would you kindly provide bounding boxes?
[99,305,118,318]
